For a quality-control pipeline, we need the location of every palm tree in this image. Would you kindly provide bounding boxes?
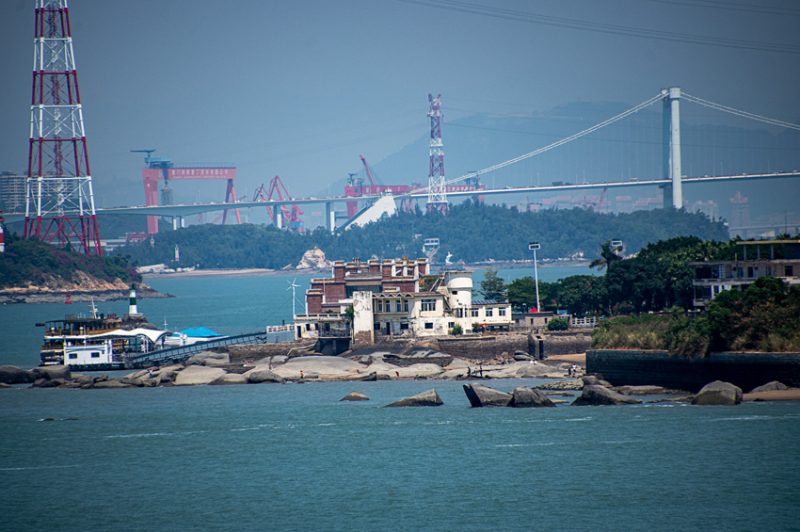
[590,241,623,271]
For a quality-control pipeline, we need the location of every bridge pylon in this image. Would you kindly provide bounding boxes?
[661,87,683,209]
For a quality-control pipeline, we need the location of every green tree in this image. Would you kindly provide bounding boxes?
[547,317,569,331]
[480,269,507,301]
[508,276,536,311]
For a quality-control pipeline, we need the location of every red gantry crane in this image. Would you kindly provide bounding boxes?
[133,149,241,235]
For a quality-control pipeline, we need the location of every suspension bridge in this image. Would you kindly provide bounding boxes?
[6,86,799,234]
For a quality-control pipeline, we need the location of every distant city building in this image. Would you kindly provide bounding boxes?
[294,257,512,344]
[729,191,750,233]
[691,239,800,308]
[0,174,26,212]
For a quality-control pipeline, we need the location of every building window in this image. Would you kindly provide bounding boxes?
[421,299,436,312]
[448,321,455,328]
[470,308,479,317]
[403,300,409,312]
[787,265,795,277]
[90,352,100,358]
[485,308,493,317]
[396,301,402,313]
[499,308,506,316]
[376,300,383,312]
[400,322,409,330]
[374,322,380,330]
[68,353,78,360]
[424,322,434,329]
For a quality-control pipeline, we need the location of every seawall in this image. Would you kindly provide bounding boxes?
[587,349,800,392]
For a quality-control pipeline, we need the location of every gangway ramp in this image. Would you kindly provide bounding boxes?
[124,326,294,368]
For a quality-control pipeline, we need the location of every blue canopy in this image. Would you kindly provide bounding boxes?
[181,327,222,338]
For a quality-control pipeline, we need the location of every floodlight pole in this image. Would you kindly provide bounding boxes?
[529,241,541,312]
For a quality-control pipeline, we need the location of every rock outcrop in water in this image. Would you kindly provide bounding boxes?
[572,385,641,406]
[510,386,556,408]
[341,391,369,401]
[386,389,443,407]
[691,381,742,405]
[463,384,512,407]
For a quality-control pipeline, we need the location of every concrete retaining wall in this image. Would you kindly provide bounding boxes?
[587,349,800,392]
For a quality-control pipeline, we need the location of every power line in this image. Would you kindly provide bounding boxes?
[649,0,800,17]
[397,0,800,54]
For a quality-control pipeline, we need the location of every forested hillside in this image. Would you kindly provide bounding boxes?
[114,204,729,269]
[0,232,139,289]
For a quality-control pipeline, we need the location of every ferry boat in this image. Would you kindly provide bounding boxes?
[36,286,169,371]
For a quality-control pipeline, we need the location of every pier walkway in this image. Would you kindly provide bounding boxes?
[124,326,294,368]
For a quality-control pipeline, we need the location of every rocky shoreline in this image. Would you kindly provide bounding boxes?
[0,284,169,304]
[2,353,797,407]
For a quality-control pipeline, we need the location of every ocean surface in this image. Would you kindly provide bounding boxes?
[2,265,798,530]
[1,380,798,530]
[0,265,588,369]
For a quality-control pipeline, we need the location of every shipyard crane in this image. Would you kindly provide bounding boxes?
[253,176,304,232]
[132,149,241,234]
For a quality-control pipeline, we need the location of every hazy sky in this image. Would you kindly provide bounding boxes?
[1,0,799,207]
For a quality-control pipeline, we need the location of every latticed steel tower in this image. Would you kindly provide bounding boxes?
[426,93,448,213]
[24,0,102,255]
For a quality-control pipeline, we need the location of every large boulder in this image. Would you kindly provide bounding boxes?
[340,391,369,401]
[186,351,230,367]
[463,384,512,407]
[0,365,35,384]
[582,375,612,388]
[510,387,556,408]
[572,385,641,406]
[272,356,364,381]
[32,378,66,388]
[692,381,742,406]
[173,366,226,386]
[32,365,71,381]
[90,379,132,389]
[210,373,248,386]
[243,367,285,384]
[750,381,788,393]
[386,389,443,407]
[513,351,534,361]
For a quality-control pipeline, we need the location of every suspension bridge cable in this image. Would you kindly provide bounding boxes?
[682,93,800,131]
[397,0,800,54]
[433,94,664,188]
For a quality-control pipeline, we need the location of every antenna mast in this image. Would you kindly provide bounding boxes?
[23,0,102,255]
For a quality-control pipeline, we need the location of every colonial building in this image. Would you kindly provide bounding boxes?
[294,258,512,344]
[691,239,800,308]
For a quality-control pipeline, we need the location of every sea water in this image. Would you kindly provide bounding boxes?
[0,380,798,530]
[2,266,798,530]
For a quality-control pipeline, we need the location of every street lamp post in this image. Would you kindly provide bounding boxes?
[529,241,541,312]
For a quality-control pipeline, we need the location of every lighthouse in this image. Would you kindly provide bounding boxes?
[0,224,4,254]
[128,284,139,316]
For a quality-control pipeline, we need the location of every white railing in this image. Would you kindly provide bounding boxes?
[570,316,598,328]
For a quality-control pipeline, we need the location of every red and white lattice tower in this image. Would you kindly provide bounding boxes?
[23,0,102,255]
[426,93,448,214]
